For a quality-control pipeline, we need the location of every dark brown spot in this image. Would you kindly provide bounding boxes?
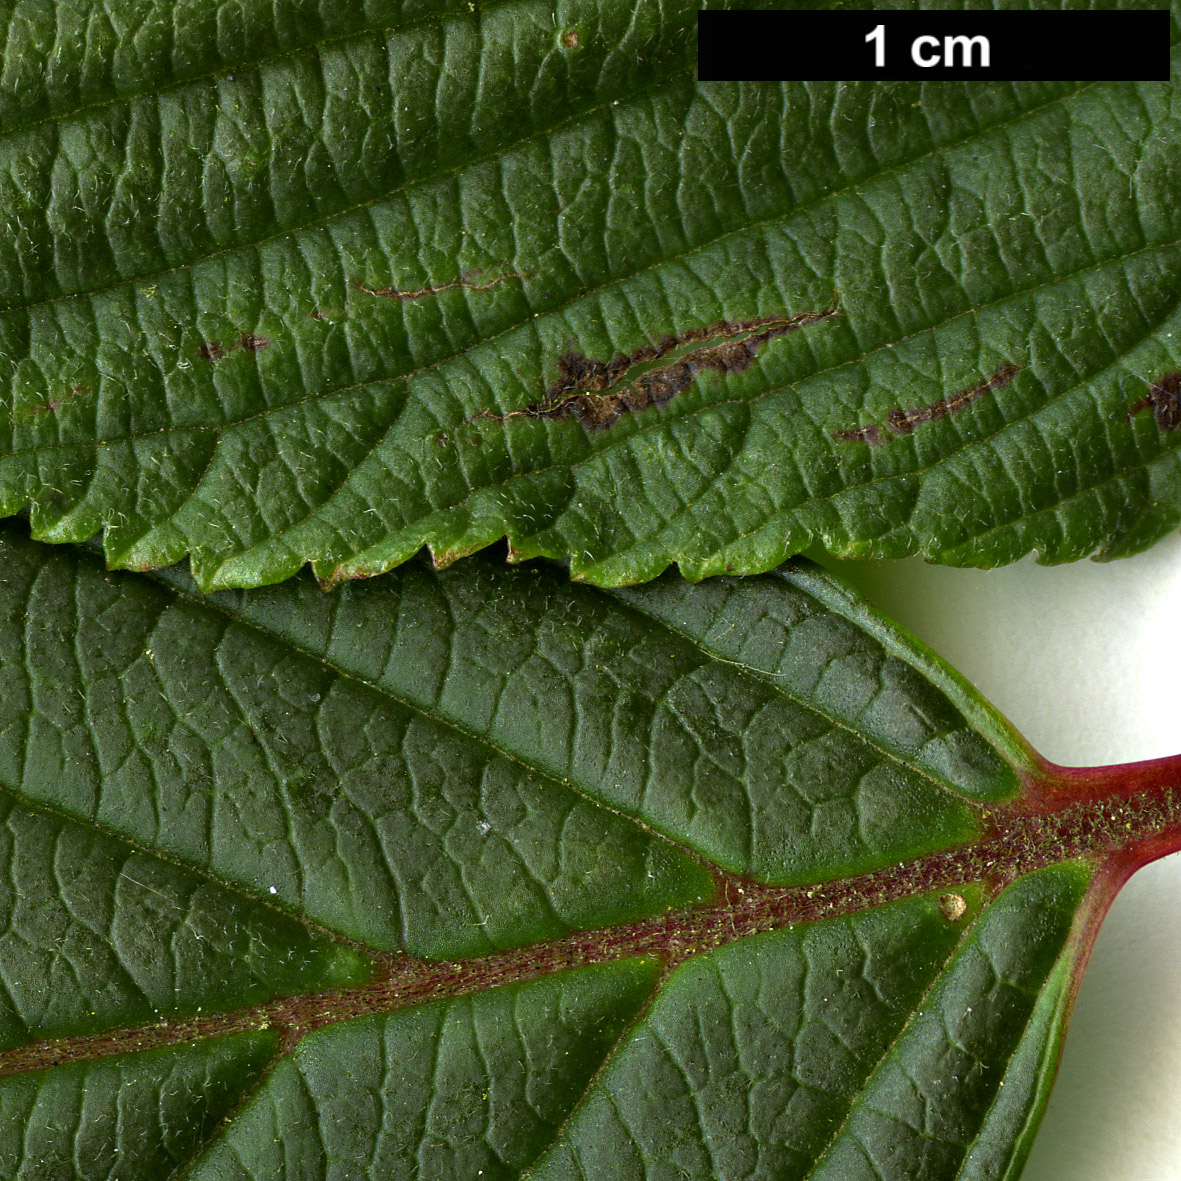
[1127,372,1181,431]
[236,334,269,352]
[834,364,1021,447]
[474,300,840,433]
[198,341,225,362]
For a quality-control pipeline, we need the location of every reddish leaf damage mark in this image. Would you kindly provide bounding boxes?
[475,301,841,432]
[198,334,270,362]
[1127,372,1181,431]
[834,363,1022,446]
[24,384,91,419]
[351,270,524,301]
[3,750,1180,1079]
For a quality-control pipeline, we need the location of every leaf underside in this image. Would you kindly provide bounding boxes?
[1,517,1179,1179]
[3,1,1181,1178]
[0,0,1176,589]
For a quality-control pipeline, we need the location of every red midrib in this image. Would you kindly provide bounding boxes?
[2,751,1180,1078]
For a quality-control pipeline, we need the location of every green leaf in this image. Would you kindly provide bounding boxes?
[1,519,1179,1179]
[0,1034,279,1179]
[0,0,1177,589]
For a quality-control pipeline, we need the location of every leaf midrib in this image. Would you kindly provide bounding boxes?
[4,773,1179,1084]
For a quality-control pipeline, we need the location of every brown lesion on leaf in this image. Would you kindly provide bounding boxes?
[198,333,270,362]
[833,363,1022,446]
[1127,372,1181,431]
[36,383,90,415]
[474,299,841,433]
[351,270,525,302]
[12,383,92,423]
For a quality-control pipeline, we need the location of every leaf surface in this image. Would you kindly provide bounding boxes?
[1,520,1179,1179]
[0,0,1177,587]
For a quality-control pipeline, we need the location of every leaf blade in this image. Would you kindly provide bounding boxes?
[0,791,364,1052]
[0,1031,278,1179]
[0,6,1177,583]
[1,522,1179,1178]
[189,959,661,1181]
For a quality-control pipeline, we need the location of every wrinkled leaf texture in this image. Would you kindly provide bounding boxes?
[0,0,1177,588]
[1,517,1181,1179]
[4,2,1181,1180]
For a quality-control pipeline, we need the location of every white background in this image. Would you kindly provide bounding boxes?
[825,531,1181,1181]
